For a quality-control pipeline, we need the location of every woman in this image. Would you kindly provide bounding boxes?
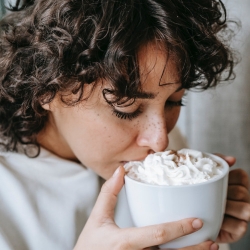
[0,0,249,249]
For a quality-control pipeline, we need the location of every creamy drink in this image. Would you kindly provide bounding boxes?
[124,149,223,186]
[124,149,229,248]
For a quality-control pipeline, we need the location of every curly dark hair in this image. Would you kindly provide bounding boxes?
[0,0,235,155]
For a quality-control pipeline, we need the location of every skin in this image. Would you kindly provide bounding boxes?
[38,44,185,179]
[215,156,250,243]
[38,43,250,249]
[74,166,219,250]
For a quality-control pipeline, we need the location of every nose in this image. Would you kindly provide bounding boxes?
[136,114,169,153]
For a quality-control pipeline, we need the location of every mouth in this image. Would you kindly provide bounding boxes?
[120,158,146,165]
[120,161,128,166]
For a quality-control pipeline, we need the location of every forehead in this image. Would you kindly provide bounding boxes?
[137,43,181,93]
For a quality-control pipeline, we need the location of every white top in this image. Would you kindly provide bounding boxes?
[0,148,99,250]
[0,127,229,250]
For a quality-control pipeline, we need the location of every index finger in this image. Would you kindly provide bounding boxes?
[121,218,203,249]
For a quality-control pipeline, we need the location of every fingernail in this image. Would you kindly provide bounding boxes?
[210,243,219,250]
[113,166,120,177]
[192,219,203,229]
[225,156,235,162]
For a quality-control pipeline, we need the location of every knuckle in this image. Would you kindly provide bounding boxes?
[238,220,248,235]
[238,169,249,187]
[153,226,167,243]
[234,186,247,200]
[237,221,248,235]
[243,203,250,221]
[117,240,131,250]
[116,233,133,250]
[177,222,187,235]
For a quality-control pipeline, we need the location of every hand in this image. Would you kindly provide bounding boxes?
[74,166,218,250]
[215,154,250,243]
[149,241,219,250]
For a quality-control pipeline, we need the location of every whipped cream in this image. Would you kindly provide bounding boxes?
[124,149,223,186]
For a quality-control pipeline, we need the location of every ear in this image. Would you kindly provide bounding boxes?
[39,94,58,111]
[41,102,51,111]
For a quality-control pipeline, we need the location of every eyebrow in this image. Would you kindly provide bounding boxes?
[136,82,182,99]
[135,92,156,99]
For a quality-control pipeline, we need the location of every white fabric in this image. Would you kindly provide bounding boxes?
[0,127,229,250]
[0,148,99,250]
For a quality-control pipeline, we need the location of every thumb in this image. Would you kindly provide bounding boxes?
[90,166,125,223]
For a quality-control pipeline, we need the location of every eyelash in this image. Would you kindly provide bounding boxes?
[165,99,185,108]
[112,99,185,120]
[112,107,143,120]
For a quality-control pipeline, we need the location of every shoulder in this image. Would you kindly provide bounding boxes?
[0,150,32,171]
[0,150,18,170]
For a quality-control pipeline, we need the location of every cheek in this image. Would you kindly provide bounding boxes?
[166,107,181,133]
[67,110,134,158]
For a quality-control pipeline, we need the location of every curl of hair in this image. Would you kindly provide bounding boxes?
[0,0,237,155]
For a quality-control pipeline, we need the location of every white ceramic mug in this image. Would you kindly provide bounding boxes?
[124,153,229,249]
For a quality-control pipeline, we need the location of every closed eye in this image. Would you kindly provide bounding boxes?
[165,99,185,108]
[112,107,143,120]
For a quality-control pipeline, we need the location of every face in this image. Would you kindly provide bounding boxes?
[38,43,185,179]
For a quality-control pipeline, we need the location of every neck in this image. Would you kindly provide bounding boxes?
[37,115,77,162]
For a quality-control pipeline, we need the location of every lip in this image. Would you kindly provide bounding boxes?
[120,158,146,165]
[120,161,128,166]
[120,154,151,165]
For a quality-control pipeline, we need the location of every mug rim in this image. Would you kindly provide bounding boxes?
[124,152,229,188]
